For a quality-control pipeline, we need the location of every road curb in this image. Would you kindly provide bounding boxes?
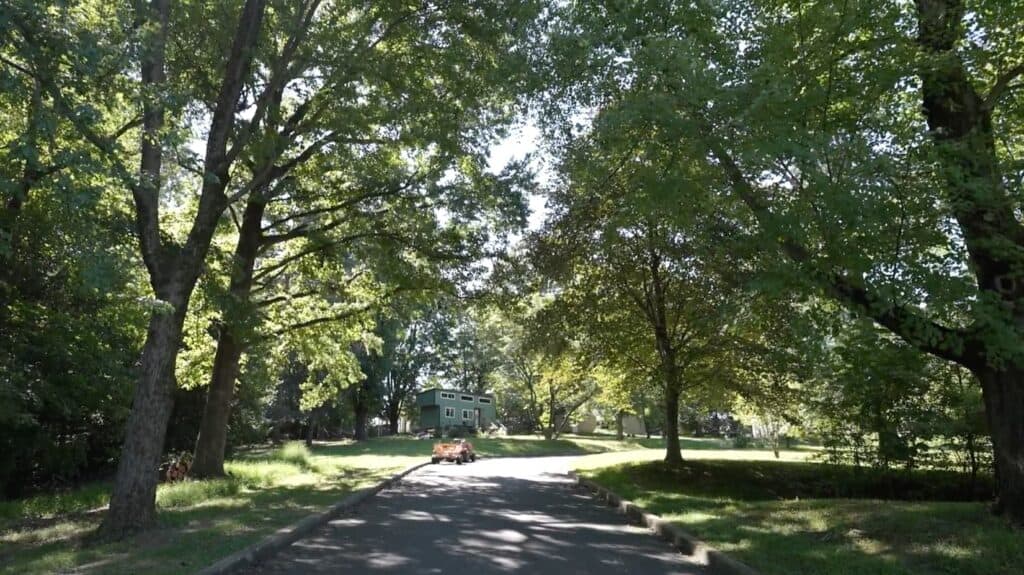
[569,471,761,575]
[196,461,430,575]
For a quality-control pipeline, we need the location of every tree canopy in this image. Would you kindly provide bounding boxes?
[2,0,1024,532]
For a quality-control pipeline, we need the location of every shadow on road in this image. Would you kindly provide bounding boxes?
[253,461,702,574]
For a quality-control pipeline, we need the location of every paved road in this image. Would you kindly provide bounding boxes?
[251,456,707,574]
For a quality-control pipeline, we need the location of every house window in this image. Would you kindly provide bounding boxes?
[461,395,474,402]
[440,392,455,400]
[444,407,455,418]
[462,409,473,420]
[478,397,491,404]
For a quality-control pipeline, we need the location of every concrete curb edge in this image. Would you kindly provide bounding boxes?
[195,461,430,575]
[569,471,760,575]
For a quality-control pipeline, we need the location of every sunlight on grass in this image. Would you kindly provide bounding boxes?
[0,518,94,546]
[574,445,812,471]
[157,477,242,509]
[0,482,109,526]
[268,442,319,471]
[579,460,1022,575]
[0,441,403,575]
[2,434,822,575]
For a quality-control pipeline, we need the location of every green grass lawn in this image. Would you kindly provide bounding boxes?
[0,434,651,574]
[0,442,402,575]
[579,459,1021,575]
[7,434,941,575]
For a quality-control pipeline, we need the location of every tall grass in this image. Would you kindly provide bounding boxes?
[157,443,318,509]
[267,442,318,471]
[0,482,110,525]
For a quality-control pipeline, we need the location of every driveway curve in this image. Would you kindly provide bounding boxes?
[250,455,706,574]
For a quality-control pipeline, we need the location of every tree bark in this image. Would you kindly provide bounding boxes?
[663,383,682,465]
[975,366,1024,523]
[354,401,369,441]
[914,0,1024,524]
[350,371,373,442]
[641,239,683,465]
[386,404,401,435]
[191,199,266,478]
[616,410,624,440]
[99,0,173,538]
[544,385,557,440]
[101,304,186,538]
[191,331,245,477]
[100,0,267,537]
[304,411,318,447]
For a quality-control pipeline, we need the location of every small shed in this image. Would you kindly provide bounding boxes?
[415,388,497,431]
[574,412,599,434]
[622,414,646,436]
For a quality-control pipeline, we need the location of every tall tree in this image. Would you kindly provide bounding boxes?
[533,134,744,463]
[188,0,538,476]
[7,0,300,535]
[545,0,1024,522]
[381,312,430,435]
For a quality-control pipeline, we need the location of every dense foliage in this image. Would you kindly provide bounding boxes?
[1,0,1022,535]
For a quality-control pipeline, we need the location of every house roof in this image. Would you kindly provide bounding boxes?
[417,387,493,398]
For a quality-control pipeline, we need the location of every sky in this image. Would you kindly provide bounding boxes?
[486,122,550,232]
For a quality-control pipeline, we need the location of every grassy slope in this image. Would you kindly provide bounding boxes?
[579,459,1022,575]
[0,434,643,574]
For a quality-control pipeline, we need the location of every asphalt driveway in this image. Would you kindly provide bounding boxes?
[250,456,707,574]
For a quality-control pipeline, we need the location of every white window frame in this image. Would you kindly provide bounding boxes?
[444,407,455,418]
[461,395,474,402]
[478,397,491,404]
[462,409,473,420]
[440,391,456,400]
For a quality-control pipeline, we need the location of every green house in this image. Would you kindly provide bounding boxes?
[415,388,496,431]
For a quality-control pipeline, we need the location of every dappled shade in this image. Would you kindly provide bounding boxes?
[252,458,704,574]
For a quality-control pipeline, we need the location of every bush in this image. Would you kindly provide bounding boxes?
[732,434,753,448]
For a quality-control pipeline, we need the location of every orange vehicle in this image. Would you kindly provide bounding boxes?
[431,438,476,464]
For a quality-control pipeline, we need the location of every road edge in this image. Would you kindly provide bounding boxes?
[195,461,430,575]
[569,471,761,575]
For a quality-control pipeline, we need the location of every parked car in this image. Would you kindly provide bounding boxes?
[431,438,476,464]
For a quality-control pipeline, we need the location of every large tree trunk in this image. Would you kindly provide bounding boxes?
[190,331,245,477]
[191,199,266,478]
[543,386,556,440]
[352,375,372,441]
[386,404,401,435]
[975,366,1024,523]
[354,402,369,441]
[100,305,185,538]
[914,0,1024,524]
[100,0,267,537]
[616,410,624,440]
[663,384,682,465]
[98,0,175,538]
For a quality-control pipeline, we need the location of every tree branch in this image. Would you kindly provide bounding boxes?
[252,231,376,283]
[704,129,973,365]
[261,177,417,232]
[266,303,374,339]
[984,62,1024,110]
